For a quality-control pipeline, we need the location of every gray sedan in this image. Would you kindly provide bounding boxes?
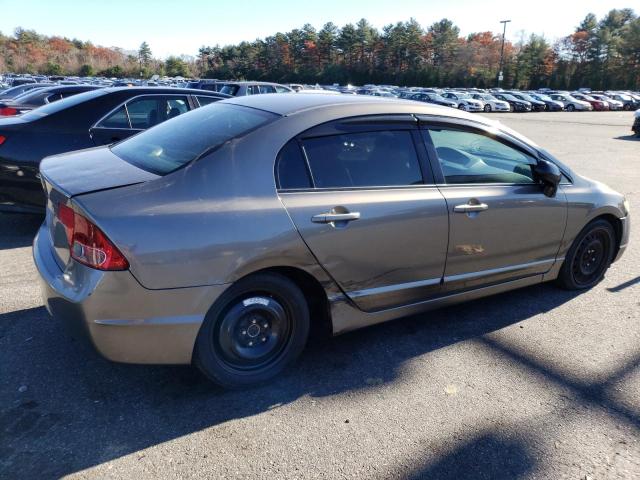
[35,95,630,387]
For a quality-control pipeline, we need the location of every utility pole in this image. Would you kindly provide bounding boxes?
[498,19,511,88]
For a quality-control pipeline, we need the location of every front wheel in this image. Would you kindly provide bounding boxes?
[484,104,492,112]
[556,219,616,290]
[458,104,466,111]
[566,104,575,112]
[509,104,514,112]
[194,272,310,388]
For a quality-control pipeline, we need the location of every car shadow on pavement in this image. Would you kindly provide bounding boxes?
[0,282,600,479]
[0,213,42,250]
[406,432,535,480]
[614,135,639,141]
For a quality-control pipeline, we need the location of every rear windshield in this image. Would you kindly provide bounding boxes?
[21,89,108,119]
[110,103,278,175]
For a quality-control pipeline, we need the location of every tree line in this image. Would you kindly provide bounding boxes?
[1,8,638,90]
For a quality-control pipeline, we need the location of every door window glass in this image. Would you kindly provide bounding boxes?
[426,128,536,184]
[302,131,422,188]
[259,84,276,94]
[97,105,130,128]
[276,140,312,189]
[126,98,159,129]
[196,95,219,106]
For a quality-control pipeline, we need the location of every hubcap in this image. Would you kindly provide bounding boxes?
[216,295,291,370]
[572,230,610,286]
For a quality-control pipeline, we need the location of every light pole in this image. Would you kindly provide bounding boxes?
[498,19,511,88]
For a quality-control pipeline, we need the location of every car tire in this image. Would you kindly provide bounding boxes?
[623,104,631,111]
[509,104,514,112]
[566,104,575,112]
[194,272,310,388]
[484,104,492,112]
[556,219,616,290]
[458,104,466,111]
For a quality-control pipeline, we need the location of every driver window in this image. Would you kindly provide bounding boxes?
[425,128,536,184]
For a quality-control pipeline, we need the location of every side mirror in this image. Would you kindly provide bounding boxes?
[533,159,562,197]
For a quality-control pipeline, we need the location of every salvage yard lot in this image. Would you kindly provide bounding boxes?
[1,111,639,479]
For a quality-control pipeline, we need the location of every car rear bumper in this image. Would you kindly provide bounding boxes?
[33,224,228,364]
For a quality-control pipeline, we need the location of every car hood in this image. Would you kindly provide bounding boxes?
[40,146,159,198]
[634,109,640,118]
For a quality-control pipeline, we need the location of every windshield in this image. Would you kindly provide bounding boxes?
[455,93,471,99]
[21,89,108,120]
[499,93,517,101]
[533,94,551,101]
[479,94,495,100]
[111,103,278,175]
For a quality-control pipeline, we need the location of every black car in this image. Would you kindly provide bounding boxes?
[0,85,102,116]
[408,92,457,108]
[506,92,546,111]
[0,83,50,101]
[493,93,532,112]
[0,87,229,213]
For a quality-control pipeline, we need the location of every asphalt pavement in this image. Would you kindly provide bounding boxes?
[1,111,638,479]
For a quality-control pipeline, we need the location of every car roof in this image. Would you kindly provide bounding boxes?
[100,86,229,96]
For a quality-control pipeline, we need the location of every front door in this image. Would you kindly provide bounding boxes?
[421,124,567,292]
[277,118,449,312]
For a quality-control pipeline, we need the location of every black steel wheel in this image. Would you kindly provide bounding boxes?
[557,219,616,290]
[195,272,310,387]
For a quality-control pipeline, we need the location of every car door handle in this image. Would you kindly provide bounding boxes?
[453,203,489,213]
[311,212,361,223]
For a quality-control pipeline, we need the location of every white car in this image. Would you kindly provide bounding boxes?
[633,109,640,137]
[442,92,484,112]
[471,93,510,112]
[550,93,593,111]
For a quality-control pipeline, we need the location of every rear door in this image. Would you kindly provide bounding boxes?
[278,116,449,312]
[420,120,567,293]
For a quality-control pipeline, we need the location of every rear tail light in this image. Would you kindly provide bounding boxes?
[0,107,18,116]
[0,135,5,146]
[58,203,129,271]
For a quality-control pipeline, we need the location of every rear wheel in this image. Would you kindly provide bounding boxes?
[509,104,514,112]
[194,272,310,388]
[567,104,575,112]
[556,219,615,290]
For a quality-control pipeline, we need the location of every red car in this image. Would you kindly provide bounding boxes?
[572,92,609,111]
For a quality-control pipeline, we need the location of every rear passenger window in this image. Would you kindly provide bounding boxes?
[276,140,312,190]
[301,131,423,188]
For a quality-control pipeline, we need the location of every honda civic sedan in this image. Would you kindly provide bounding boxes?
[34,95,630,387]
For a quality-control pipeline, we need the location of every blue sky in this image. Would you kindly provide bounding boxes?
[0,0,634,58]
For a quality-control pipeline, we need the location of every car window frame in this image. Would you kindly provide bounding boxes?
[275,115,435,192]
[93,93,194,131]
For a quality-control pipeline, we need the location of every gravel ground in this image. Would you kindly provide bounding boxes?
[0,111,638,480]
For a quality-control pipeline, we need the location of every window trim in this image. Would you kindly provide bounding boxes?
[92,93,193,130]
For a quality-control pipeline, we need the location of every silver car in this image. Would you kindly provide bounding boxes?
[35,95,630,387]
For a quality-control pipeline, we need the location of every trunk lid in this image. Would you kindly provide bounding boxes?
[40,146,159,268]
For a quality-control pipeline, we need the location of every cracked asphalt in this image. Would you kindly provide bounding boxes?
[1,111,639,479]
